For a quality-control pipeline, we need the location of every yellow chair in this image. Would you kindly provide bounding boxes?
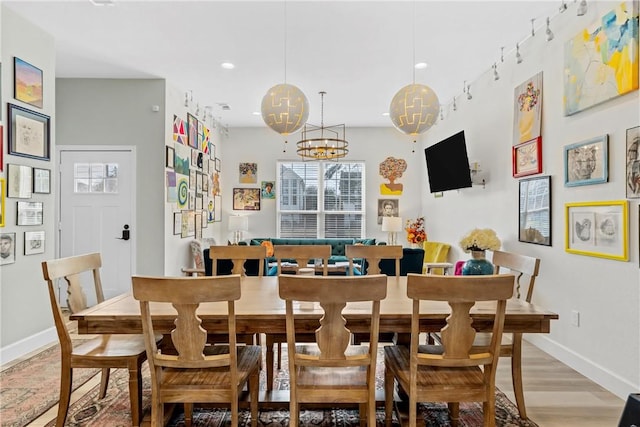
[422,241,451,274]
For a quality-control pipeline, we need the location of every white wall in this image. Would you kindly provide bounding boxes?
[420,2,639,399]
[0,6,58,358]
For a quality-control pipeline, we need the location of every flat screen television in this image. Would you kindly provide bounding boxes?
[424,130,473,193]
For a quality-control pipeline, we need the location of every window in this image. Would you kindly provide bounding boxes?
[277,161,365,238]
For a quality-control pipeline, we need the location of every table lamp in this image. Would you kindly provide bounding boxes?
[228,215,249,244]
[381,216,402,246]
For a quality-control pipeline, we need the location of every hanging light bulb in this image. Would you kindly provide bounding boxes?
[576,0,587,16]
[500,47,505,63]
[531,18,536,37]
[452,97,457,111]
[516,43,523,64]
[546,17,554,41]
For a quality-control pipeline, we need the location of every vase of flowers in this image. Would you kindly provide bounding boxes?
[405,217,427,248]
[459,228,501,275]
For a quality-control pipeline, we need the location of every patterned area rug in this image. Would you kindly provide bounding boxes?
[43,347,539,427]
[0,342,99,427]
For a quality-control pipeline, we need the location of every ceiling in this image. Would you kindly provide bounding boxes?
[4,1,562,128]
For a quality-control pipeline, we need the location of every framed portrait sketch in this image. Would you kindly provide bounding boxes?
[7,164,32,199]
[17,201,44,226]
[14,57,43,108]
[33,168,50,194]
[233,188,260,210]
[8,104,50,161]
[565,200,628,261]
[625,126,640,198]
[512,137,542,178]
[0,232,16,265]
[24,230,45,255]
[564,135,608,187]
[518,176,551,246]
[377,198,399,225]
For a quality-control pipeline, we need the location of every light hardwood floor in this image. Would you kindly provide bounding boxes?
[5,332,625,427]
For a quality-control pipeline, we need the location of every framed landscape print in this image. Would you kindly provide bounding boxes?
[8,103,50,161]
[625,126,640,198]
[564,135,608,187]
[233,188,260,210]
[565,200,628,261]
[32,168,50,194]
[14,57,43,108]
[518,175,551,246]
[512,137,542,178]
[24,230,45,255]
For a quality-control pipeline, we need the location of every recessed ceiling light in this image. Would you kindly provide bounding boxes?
[382,112,390,116]
[90,0,114,5]
[221,62,235,70]
[252,112,261,116]
[414,62,428,69]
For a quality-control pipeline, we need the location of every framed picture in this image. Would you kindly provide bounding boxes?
[14,57,43,108]
[565,200,628,261]
[7,164,33,198]
[194,213,202,239]
[0,125,3,172]
[239,162,257,183]
[564,135,608,187]
[512,137,542,178]
[24,230,45,255]
[625,126,640,198]
[173,212,182,235]
[215,158,221,172]
[202,210,208,228]
[33,168,51,194]
[233,188,260,211]
[165,145,174,169]
[17,201,43,226]
[187,113,198,149]
[518,175,551,246]
[8,103,50,161]
[0,178,5,227]
[377,198,399,225]
[261,181,275,199]
[513,72,543,145]
[181,210,195,238]
[0,232,16,265]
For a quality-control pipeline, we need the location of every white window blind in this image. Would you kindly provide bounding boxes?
[277,161,365,238]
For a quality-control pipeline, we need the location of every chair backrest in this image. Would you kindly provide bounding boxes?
[273,245,331,275]
[132,275,242,371]
[41,253,105,353]
[491,250,540,302]
[346,244,402,276]
[278,274,387,372]
[406,273,514,368]
[209,245,266,276]
[423,241,451,274]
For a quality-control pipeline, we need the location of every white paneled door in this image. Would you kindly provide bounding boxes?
[58,147,136,306]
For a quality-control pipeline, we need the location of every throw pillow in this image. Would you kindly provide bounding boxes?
[261,240,274,257]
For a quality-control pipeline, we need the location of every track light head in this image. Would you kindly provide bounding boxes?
[493,63,500,81]
[546,17,554,41]
[577,0,587,16]
[516,43,523,64]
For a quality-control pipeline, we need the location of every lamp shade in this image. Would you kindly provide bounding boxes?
[381,216,403,232]
[228,215,248,232]
[389,83,440,136]
[261,83,309,136]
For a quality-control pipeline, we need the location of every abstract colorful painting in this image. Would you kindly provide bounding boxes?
[173,115,187,145]
[14,57,43,109]
[201,124,210,154]
[513,72,542,145]
[564,1,639,116]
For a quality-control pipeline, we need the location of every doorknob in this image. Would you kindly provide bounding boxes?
[117,224,130,241]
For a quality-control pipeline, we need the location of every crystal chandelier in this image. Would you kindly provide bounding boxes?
[296,91,348,161]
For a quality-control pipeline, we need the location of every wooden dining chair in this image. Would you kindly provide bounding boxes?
[346,244,402,276]
[132,274,260,427]
[279,274,388,427]
[265,245,332,391]
[208,245,266,276]
[384,273,514,427]
[41,253,146,427]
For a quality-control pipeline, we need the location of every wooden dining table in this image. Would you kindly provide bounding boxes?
[70,275,558,407]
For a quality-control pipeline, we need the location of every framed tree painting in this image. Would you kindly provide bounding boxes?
[565,200,628,261]
[8,104,50,161]
[518,175,551,246]
[564,135,608,187]
[14,57,43,108]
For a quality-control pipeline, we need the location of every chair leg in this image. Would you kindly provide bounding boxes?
[290,392,299,427]
[358,403,366,427]
[127,362,142,427]
[98,367,110,399]
[448,402,459,427]
[184,403,193,427]
[56,362,73,427]
[384,366,395,427]
[250,360,259,427]
[151,390,164,427]
[483,398,496,427]
[511,334,527,420]
[265,335,275,391]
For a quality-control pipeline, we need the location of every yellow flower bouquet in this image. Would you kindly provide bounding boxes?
[459,228,501,253]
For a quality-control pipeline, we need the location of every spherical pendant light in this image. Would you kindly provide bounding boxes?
[261,83,309,136]
[389,83,440,136]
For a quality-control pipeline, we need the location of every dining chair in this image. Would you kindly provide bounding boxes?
[208,245,266,276]
[265,244,332,391]
[346,244,402,276]
[132,274,260,427]
[384,273,514,427]
[41,253,147,427]
[422,241,451,274]
[279,274,388,427]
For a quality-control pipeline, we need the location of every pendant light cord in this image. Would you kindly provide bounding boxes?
[412,0,416,84]
[284,1,287,83]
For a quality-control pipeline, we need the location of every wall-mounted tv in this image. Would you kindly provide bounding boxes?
[424,130,473,193]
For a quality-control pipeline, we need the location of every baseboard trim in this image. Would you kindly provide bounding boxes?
[527,334,637,401]
[0,327,58,366]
